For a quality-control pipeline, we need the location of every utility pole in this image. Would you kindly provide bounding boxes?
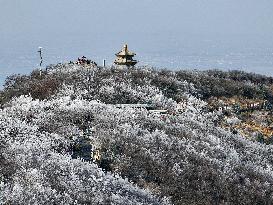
[38,47,43,76]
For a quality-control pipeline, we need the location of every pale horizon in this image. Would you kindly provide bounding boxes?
[1,0,273,86]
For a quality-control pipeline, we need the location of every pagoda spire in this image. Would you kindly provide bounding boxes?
[114,44,137,67]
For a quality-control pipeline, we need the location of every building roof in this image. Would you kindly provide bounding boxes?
[114,57,137,63]
[115,44,136,57]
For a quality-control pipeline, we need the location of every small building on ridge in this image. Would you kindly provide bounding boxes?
[114,44,137,67]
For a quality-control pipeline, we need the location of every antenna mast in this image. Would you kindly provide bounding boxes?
[38,47,43,75]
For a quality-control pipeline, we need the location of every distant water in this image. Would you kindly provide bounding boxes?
[2,0,273,89]
[1,0,273,89]
[1,45,273,89]
[141,49,273,75]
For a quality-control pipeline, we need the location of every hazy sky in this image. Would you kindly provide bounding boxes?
[1,0,273,45]
[0,0,273,85]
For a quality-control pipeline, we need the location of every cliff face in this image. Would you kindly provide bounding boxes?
[1,64,273,204]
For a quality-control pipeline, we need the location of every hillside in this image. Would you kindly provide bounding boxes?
[1,63,273,204]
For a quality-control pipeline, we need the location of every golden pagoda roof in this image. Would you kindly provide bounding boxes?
[114,57,137,65]
[115,44,136,57]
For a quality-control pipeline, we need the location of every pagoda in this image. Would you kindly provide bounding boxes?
[114,44,137,66]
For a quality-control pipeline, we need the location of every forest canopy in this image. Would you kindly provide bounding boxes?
[1,64,273,205]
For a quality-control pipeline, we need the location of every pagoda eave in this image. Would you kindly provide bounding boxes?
[114,61,138,66]
[115,54,135,57]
